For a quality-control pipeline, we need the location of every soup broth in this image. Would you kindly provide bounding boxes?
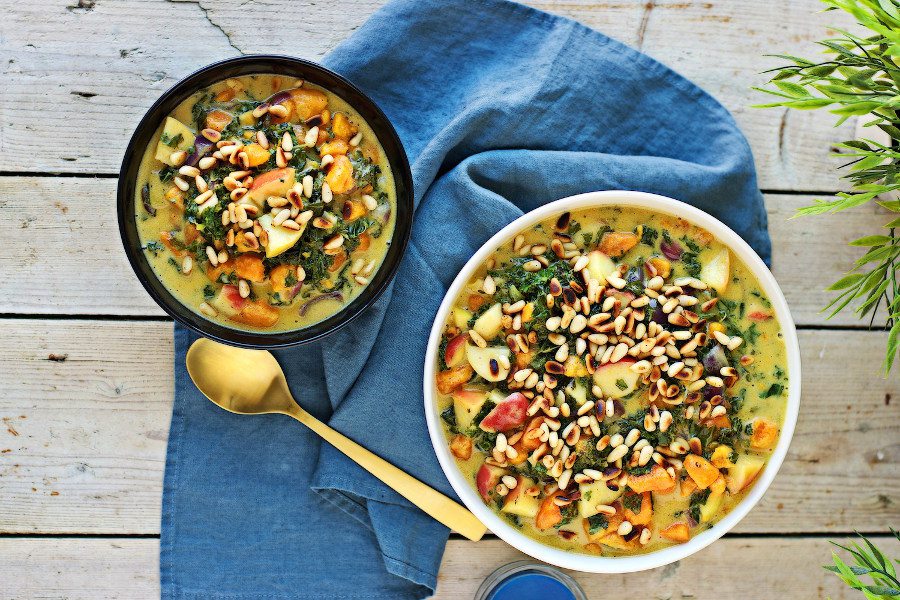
[434,206,788,556]
[135,74,395,331]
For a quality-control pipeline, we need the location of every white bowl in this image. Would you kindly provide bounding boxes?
[423,190,801,573]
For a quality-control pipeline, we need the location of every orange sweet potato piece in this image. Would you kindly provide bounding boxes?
[233,301,279,328]
[270,264,301,298]
[684,454,721,490]
[159,231,186,257]
[242,143,270,168]
[598,232,639,258]
[750,418,779,450]
[289,88,329,121]
[467,294,486,311]
[328,251,347,272]
[660,522,690,543]
[331,112,358,141]
[357,232,371,252]
[320,139,349,157]
[214,88,235,102]
[450,434,473,460]
[233,253,265,283]
[627,465,675,493]
[206,109,234,132]
[342,199,367,222]
[535,495,563,530]
[325,154,355,194]
[623,492,653,526]
[436,364,473,394]
[184,223,200,244]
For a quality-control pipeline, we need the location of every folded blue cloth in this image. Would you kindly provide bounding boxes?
[161,0,769,597]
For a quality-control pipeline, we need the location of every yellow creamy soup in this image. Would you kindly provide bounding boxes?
[435,207,788,556]
[135,74,395,331]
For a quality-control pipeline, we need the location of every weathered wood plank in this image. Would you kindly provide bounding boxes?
[0,0,856,191]
[0,320,896,535]
[1,536,896,599]
[0,176,887,326]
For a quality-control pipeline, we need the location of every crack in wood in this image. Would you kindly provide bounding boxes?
[168,0,243,55]
[637,0,655,49]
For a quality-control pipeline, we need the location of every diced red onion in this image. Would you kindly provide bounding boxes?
[660,239,683,260]
[185,135,215,166]
[299,291,344,316]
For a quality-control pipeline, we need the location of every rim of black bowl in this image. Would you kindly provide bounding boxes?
[118,55,413,348]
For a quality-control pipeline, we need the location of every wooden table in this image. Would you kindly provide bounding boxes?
[1,0,898,597]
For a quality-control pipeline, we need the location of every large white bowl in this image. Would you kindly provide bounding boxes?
[423,190,802,573]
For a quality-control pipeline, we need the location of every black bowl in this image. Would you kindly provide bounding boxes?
[118,55,413,348]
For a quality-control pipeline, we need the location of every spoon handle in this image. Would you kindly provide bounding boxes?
[286,405,488,541]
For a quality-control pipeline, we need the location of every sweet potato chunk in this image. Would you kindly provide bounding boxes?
[320,139,349,157]
[623,492,653,526]
[535,495,562,530]
[627,465,674,493]
[233,253,265,283]
[331,112,358,140]
[242,143,270,168]
[233,301,279,328]
[289,88,328,121]
[660,522,690,543]
[205,109,233,132]
[750,418,779,450]
[449,434,472,460]
[159,231,186,257]
[684,454,721,490]
[436,364,473,394]
[598,232,639,258]
[357,233,371,252]
[325,154,355,194]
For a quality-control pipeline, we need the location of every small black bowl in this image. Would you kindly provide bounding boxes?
[118,55,413,348]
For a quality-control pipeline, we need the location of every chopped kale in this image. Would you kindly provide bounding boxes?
[623,492,643,513]
[203,285,215,300]
[440,405,458,433]
[640,226,659,246]
[143,241,163,256]
[587,514,609,534]
[762,383,784,398]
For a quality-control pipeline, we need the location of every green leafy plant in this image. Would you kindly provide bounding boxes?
[825,530,900,598]
[755,0,900,373]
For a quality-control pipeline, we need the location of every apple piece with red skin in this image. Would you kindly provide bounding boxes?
[725,454,766,494]
[479,392,529,433]
[452,387,488,430]
[209,284,247,317]
[444,334,468,368]
[592,358,639,398]
[245,167,296,208]
[476,463,507,502]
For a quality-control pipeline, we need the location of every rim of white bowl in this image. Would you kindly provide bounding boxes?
[423,190,802,574]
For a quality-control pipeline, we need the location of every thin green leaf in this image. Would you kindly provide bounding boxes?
[851,234,894,246]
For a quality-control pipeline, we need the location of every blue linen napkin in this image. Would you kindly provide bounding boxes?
[161,0,770,598]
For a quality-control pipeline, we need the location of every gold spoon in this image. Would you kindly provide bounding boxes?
[185,337,487,541]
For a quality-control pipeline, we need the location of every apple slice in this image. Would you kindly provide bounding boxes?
[154,117,196,166]
[579,480,624,517]
[479,392,529,433]
[444,334,468,368]
[452,307,472,329]
[473,303,503,341]
[592,358,638,398]
[209,284,247,317]
[258,212,307,258]
[585,250,616,282]
[245,167,296,208]
[565,379,588,406]
[502,476,540,518]
[476,463,507,501]
[699,476,726,523]
[465,344,510,382]
[725,454,766,494]
[452,387,488,430]
[700,247,730,294]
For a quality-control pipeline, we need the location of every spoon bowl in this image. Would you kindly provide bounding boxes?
[185,337,488,541]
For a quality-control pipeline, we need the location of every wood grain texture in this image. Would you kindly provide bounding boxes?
[0,320,896,535]
[0,176,891,326]
[0,0,856,190]
[2,536,897,599]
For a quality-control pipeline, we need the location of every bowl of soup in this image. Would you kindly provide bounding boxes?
[118,55,412,347]
[424,191,801,573]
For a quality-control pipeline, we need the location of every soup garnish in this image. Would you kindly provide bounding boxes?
[135,74,395,331]
[435,206,787,556]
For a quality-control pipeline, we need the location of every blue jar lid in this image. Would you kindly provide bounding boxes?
[485,571,577,600]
